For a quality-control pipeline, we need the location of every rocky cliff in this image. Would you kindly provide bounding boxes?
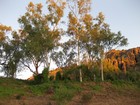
[106,47,140,73]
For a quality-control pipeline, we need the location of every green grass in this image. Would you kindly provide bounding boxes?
[112,80,139,89]
[0,77,139,105]
[110,80,140,95]
[29,82,52,95]
[90,85,102,91]
[0,77,28,98]
[52,81,81,105]
[29,81,82,105]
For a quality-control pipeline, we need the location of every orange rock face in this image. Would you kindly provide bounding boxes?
[106,47,140,72]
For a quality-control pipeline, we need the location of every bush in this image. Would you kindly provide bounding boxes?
[33,74,44,84]
[63,64,101,82]
[126,71,140,82]
[63,65,79,81]
[56,71,62,81]
[104,71,118,81]
[42,68,49,82]
[81,65,100,81]
[80,65,91,81]
[49,75,54,81]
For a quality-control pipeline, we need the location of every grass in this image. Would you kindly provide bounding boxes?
[90,85,102,91]
[0,77,139,105]
[29,81,82,105]
[111,80,140,89]
[52,81,82,105]
[29,83,52,95]
[0,77,28,98]
[108,80,140,96]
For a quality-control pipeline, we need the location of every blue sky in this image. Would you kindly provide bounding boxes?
[0,0,140,79]
[92,0,140,49]
[0,0,140,49]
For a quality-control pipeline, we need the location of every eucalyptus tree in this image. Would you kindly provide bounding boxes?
[83,12,128,81]
[0,24,12,76]
[18,1,65,75]
[2,31,22,78]
[0,24,22,78]
[66,0,91,82]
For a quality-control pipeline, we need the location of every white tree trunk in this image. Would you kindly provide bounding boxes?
[77,39,82,82]
[101,58,104,81]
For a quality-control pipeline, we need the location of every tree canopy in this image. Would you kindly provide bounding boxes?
[0,0,128,81]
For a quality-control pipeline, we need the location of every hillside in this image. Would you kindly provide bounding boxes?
[0,77,140,105]
[47,47,140,78]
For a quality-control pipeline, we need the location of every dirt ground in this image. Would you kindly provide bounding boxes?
[68,82,140,105]
[0,83,140,105]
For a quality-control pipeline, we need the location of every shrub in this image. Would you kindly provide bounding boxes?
[33,74,44,84]
[56,71,62,81]
[126,71,140,82]
[49,75,54,81]
[63,64,101,82]
[81,65,100,81]
[42,68,49,82]
[104,71,118,81]
[63,65,79,81]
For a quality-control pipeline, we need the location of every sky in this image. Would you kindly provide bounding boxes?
[0,0,140,79]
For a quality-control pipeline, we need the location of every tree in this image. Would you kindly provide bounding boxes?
[0,24,11,64]
[18,1,65,75]
[0,24,22,78]
[2,38,22,78]
[0,24,13,77]
[83,12,128,81]
[66,0,91,82]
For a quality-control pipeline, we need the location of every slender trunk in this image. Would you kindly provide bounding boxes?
[78,39,82,82]
[79,69,82,82]
[101,58,104,81]
[48,58,51,70]
[100,50,105,81]
[35,64,39,75]
[44,49,49,68]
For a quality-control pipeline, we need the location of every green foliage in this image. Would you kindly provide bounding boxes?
[33,74,44,84]
[103,70,140,83]
[126,71,140,82]
[56,71,62,81]
[17,1,65,74]
[63,65,80,81]
[80,64,101,81]
[0,28,22,78]
[104,71,118,81]
[49,75,54,81]
[79,65,92,81]
[42,68,49,82]
[63,64,101,82]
